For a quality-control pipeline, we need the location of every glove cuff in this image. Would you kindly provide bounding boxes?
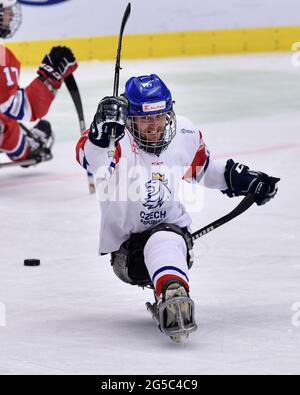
[222,159,258,197]
[37,75,59,94]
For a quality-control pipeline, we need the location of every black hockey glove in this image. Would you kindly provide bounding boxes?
[89,96,128,148]
[38,46,78,91]
[222,159,280,206]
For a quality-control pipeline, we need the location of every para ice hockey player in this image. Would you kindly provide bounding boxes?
[0,0,77,166]
[76,74,279,342]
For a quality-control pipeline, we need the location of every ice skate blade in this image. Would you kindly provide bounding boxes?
[146,299,197,342]
[170,333,189,344]
[159,296,197,334]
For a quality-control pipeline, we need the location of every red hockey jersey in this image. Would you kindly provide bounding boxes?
[0,45,55,124]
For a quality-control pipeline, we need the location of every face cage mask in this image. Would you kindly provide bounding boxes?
[126,109,177,156]
[0,3,22,39]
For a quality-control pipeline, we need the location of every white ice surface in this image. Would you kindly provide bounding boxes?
[0,53,300,375]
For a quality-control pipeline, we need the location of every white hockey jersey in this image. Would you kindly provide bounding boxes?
[76,116,227,254]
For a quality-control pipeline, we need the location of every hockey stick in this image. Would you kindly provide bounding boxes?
[192,193,256,242]
[0,156,52,169]
[107,2,131,159]
[64,74,95,194]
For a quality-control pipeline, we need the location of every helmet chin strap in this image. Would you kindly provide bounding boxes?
[144,141,169,156]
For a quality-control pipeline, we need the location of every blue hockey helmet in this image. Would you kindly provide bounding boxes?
[124,74,176,155]
[125,74,173,116]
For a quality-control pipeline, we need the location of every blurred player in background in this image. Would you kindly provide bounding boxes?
[0,0,77,166]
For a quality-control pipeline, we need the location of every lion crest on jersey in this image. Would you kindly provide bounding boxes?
[143,173,171,210]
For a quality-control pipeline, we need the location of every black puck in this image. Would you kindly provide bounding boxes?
[24,259,40,266]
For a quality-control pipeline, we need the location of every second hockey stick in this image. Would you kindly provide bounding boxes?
[0,156,52,169]
[64,74,95,194]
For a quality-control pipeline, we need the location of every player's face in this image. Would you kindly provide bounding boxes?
[2,6,14,28]
[135,114,167,142]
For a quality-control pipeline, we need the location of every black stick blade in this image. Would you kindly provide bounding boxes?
[113,2,131,96]
[119,2,131,40]
[64,75,86,133]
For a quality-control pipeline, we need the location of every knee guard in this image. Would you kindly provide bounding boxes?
[147,223,194,269]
